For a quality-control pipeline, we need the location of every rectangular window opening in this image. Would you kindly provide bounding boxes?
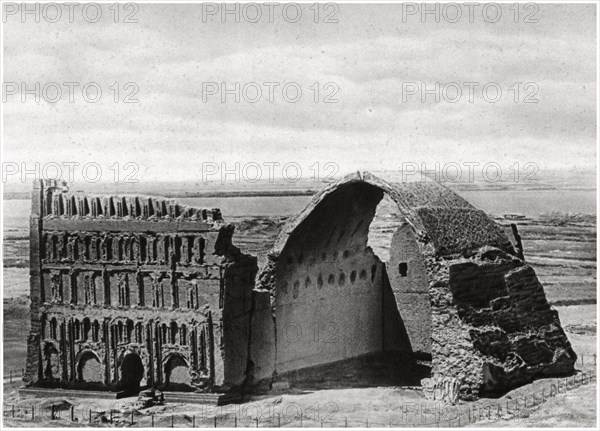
[399,262,408,277]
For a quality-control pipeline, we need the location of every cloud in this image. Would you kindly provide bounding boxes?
[3,3,596,182]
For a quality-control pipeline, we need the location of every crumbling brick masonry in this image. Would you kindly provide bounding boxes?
[25,180,256,395]
[249,172,576,401]
[25,173,576,402]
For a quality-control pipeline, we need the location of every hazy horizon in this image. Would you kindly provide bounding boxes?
[2,166,596,196]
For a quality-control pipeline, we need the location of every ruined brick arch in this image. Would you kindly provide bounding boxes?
[170,321,178,344]
[42,340,60,380]
[92,320,101,342]
[277,173,419,242]
[255,171,576,400]
[126,319,134,342]
[180,324,188,345]
[261,172,426,377]
[118,351,145,391]
[134,322,144,343]
[163,353,191,388]
[76,349,103,383]
[251,172,485,385]
[73,318,81,340]
[82,317,91,341]
[187,284,200,309]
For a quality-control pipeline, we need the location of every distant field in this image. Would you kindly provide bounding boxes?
[499,218,596,305]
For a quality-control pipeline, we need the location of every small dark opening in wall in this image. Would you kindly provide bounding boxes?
[399,262,408,277]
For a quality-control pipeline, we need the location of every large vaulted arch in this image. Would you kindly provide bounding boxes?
[271,176,420,378]
[250,171,574,401]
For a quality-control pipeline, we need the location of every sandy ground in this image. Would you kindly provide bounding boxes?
[471,382,597,428]
[3,379,597,428]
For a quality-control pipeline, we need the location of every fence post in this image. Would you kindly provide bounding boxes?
[255,417,259,428]
[172,414,174,427]
[235,415,237,428]
[12,404,15,418]
[278,413,281,428]
[32,405,35,421]
[321,419,324,428]
[192,415,195,428]
[70,406,74,422]
[152,413,155,427]
[110,410,113,423]
[89,409,92,423]
[131,410,134,425]
[10,371,12,383]
[214,415,217,428]
[300,412,303,427]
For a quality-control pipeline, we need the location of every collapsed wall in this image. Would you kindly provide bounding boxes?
[25,180,257,394]
[388,179,576,401]
[428,248,576,400]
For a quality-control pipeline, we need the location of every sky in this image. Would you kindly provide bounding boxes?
[2,3,597,184]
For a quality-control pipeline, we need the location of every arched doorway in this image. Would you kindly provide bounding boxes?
[256,173,432,388]
[42,341,59,380]
[77,350,103,383]
[164,354,192,390]
[119,353,144,392]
